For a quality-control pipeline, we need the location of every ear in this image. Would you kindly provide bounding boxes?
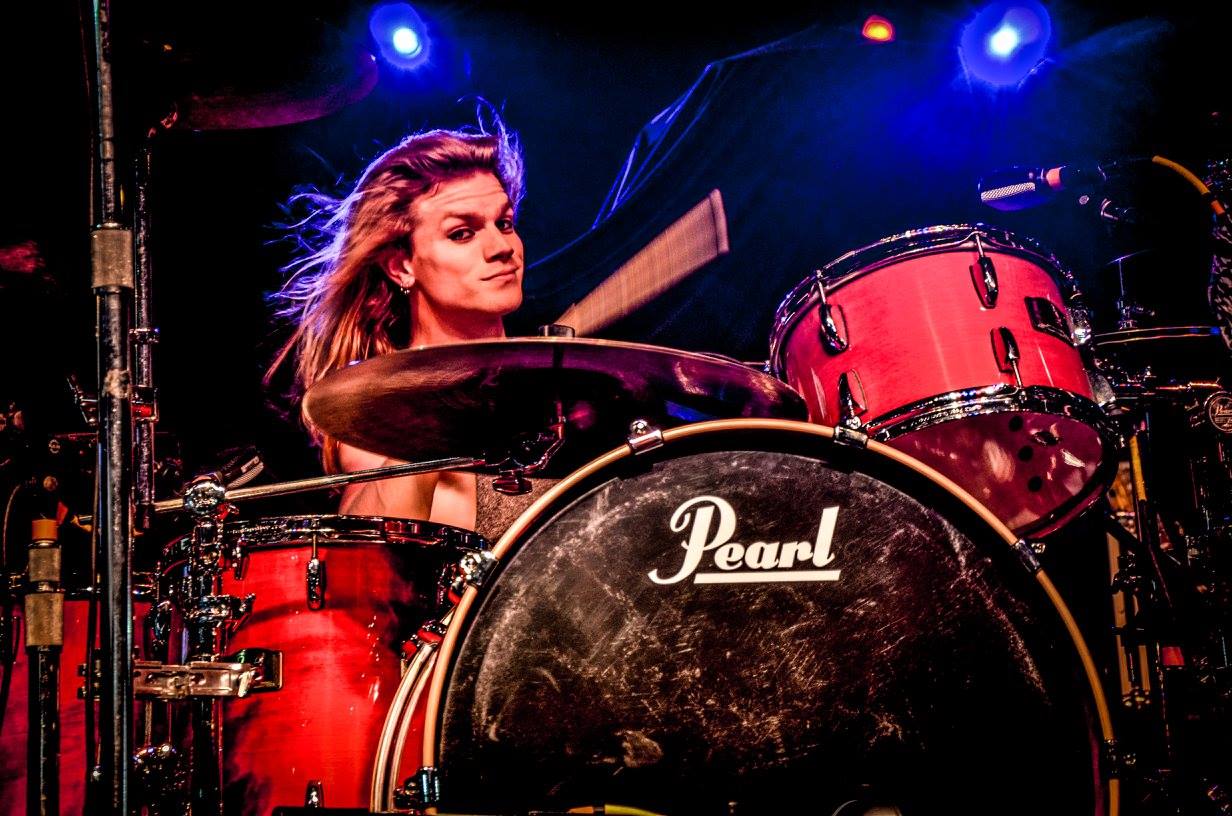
[384,255,415,291]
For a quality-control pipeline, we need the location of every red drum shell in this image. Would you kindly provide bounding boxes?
[1,601,90,816]
[771,225,1113,534]
[158,515,475,816]
[2,598,151,816]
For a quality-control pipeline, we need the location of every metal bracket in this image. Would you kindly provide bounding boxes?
[182,476,227,518]
[626,419,664,454]
[1025,297,1074,345]
[132,649,282,700]
[437,549,498,607]
[832,425,870,449]
[186,593,254,629]
[1011,539,1042,575]
[393,766,440,809]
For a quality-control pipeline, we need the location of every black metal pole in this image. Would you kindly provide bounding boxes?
[89,0,135,811]
[133,141,158,533]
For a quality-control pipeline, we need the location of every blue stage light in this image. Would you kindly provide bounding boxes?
[960,1,1052,88]
[988,25,1021,58]
[391,26,421,57]
[370,3,430,70]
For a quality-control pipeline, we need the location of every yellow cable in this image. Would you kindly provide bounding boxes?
[567,807,667,816]
[1151,155,1227,217]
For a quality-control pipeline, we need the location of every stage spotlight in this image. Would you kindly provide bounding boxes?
[391,26,421,57]
[370,3,430,70]
[862,15,896,43]
[959,1,1052,88]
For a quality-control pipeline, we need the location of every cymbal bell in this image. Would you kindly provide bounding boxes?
[302,338,806,467]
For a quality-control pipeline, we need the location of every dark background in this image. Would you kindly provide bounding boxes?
[0,0,1225,507]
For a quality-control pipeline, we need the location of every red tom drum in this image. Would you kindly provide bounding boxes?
[770,224,1116,534]
[160,514,481,816]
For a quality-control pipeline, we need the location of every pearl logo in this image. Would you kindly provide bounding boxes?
[648,496,842,585]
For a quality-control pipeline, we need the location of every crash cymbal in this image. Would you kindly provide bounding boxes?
[139,10,379,131]
[302,337,806,465]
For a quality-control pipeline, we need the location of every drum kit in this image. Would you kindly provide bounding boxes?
[3,8,1232,816]
[6,209,1232,814]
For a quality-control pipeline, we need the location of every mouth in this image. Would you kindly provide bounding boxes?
[481,268,520,281]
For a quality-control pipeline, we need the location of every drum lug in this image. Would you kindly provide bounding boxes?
[837,371,868,429]
[147,599,174,662]
[231,540,248,580]
[970,233,999,308]
[394,767,440,809]
[812,274,849,353]
[304,780,325,807]
[306,556,327,610]
[1011,538,1043,574]
[991,327,1023,387]
[627,418,665,454]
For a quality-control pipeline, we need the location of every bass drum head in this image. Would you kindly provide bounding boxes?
[435,422,1101,815]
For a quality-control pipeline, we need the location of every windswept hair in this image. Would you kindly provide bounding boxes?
[267,117,525,471]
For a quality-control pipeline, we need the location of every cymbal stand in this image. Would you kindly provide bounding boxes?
[86,0,135,810]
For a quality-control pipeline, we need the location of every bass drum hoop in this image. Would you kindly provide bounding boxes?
[382,419,1118,815]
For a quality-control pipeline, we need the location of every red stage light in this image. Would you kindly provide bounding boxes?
[862,15,895,43]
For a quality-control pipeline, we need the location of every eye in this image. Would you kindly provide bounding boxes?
[447,227,474,242]
[497,216,516,232]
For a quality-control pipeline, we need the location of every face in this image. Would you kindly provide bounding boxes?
[396,172,524,339]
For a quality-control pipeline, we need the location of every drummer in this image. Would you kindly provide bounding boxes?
[268,120,527,534]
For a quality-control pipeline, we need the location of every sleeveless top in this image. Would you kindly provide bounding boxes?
[474,475,558,544]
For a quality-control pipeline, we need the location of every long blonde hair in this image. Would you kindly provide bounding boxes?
[268,123,525,471]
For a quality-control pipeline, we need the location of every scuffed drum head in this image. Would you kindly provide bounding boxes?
[436,424,1099,815]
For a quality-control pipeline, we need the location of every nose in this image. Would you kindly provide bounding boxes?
[482,225,516,262]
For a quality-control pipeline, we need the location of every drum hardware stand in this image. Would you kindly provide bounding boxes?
[1108,252,1156,331]
[24,517,63,816]
[490,403,567,496]
[133,134,165,534]
[84,0,139,809]
[151,455,485,516]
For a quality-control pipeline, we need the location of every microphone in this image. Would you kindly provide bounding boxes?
[978,158,1146,211]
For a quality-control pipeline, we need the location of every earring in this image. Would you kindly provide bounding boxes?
[399,284,411,297]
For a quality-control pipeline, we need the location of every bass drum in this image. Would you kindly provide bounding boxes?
[378,420,1116,816]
